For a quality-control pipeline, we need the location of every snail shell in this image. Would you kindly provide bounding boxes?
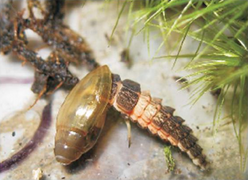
[54,65,112,165]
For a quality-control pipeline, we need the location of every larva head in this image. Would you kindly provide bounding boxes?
[54,65,112,165]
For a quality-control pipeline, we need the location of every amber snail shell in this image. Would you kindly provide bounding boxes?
[55,65,208,170]
[54,65,112,165]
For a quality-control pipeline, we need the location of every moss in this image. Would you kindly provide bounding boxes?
[164,146,175,172]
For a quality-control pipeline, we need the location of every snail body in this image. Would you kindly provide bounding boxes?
[54,65,112,165]
[55,65,208,169]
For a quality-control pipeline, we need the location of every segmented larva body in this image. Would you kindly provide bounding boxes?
[109,74,208,170]
[54,65,208,170]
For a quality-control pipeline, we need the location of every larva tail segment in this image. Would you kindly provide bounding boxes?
[109,74,208,170]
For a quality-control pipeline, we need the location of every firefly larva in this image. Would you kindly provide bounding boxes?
[54,65,208,170]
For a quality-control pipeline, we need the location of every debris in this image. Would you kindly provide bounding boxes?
[32,167,43,180]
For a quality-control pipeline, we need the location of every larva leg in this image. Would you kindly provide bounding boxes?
[124,115,132,148]
[110,74,208,170]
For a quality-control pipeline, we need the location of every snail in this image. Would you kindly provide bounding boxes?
[54,65,208,170]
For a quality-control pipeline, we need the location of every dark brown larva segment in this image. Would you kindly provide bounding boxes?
[115,79,141,113]
[161,106,175,116]
[116,87,139,113]
[122,79,141,92]
[110,75,208,170]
